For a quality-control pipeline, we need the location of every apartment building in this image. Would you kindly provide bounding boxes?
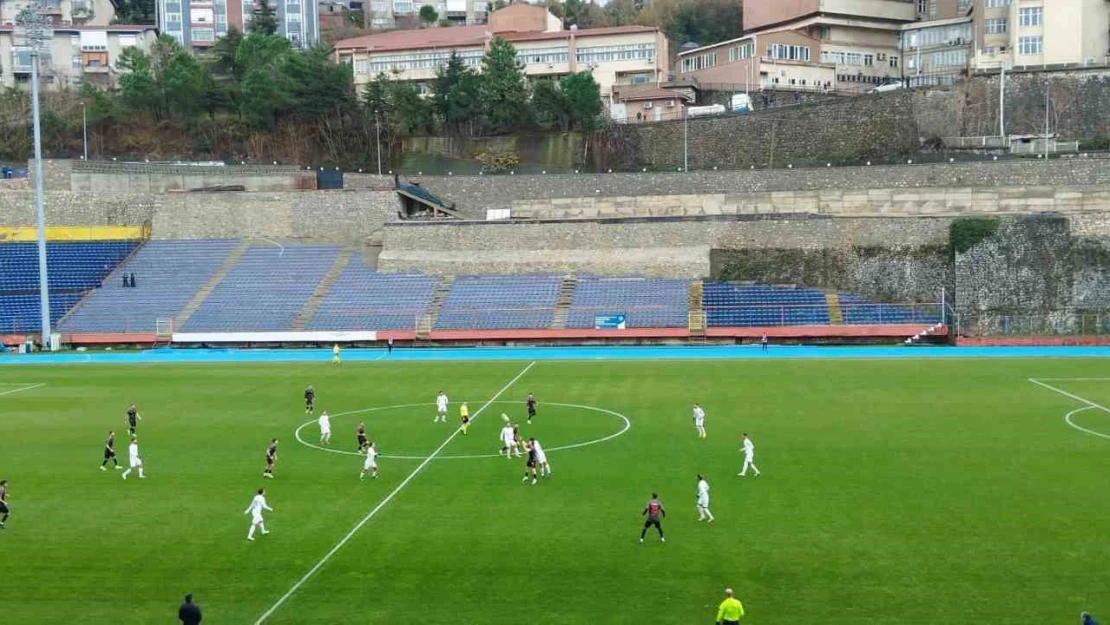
[365,0,488,30]
[972,0,1110,69]
[0,0,115,27]
[0,24,157,89]
[333,3,668,99]
[155,0,319,51]
[679,0,917,92]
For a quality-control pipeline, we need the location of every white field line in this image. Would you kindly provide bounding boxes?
[0,383,46,397]
[254,361,536,625]
[1028,378,1110,441]
[293,401,631,460]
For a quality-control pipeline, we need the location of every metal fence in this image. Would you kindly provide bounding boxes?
[960,310,1110,338]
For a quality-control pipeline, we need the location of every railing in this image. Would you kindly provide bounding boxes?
[961,310,1110,337]
[705,303,944,326]
[1011,139,1080,155]
[943,136,1011,149]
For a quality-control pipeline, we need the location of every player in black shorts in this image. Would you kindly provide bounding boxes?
[526,393,537,424]
[640,493,666,544]
[356,422,368,453]
[100,430,120,471]
[304,386,315,415]
[0,480,10,529]
[126,404,141,436]
[264,438,278,478]
[522,440,538,485]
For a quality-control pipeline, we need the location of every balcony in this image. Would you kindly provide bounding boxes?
[82,63,110,73]
[71,1,93,18]
[36,0,62,13]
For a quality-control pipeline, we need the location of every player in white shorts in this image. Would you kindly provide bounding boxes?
[693,403,706,439]
[696,473,714,522]
[435,391,449,423]
[499,424,517,459]
[318,410,332,446]
[739,433,761,477]
[121,437,145,480]
[244,487,272,540]
[360,441,379,479]
[532,438,551,476]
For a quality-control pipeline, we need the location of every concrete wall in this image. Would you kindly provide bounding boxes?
[66,162,315,193]
[409,158,1110,214]
[510,185,1110,219]
[379,214,952,278]
[0,190,398,241]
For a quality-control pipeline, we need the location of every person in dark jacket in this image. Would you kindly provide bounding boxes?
[1082,612,1099,625]
[179,593,202,624]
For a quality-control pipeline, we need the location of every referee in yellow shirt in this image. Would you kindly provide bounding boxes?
[715,588,745,625]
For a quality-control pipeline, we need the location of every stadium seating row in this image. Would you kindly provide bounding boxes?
[0,239,942,335]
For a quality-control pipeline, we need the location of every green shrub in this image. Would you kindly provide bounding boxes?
[950,217,1000,254]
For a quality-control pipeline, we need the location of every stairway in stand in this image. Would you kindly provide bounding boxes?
[174,240,251,330]
[417,274,455,340]
[825,291,843,325]
[551,274,577,329]
[688,280,706,340]
[292,249,353,331]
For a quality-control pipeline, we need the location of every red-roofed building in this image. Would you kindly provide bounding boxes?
[333,4,668,100]
[0,23,158,90]
[611,88,691,124]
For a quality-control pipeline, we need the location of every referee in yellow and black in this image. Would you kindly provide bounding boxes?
[715,587,745,624]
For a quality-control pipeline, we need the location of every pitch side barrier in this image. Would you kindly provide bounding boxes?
[172,331,378,344]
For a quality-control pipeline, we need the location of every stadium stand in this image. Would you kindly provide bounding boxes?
[435,275,562,330]
[703,282,830,327]
[59,240,239,333]
[0,240,139,333]
[308,263,439,330]
[839,294,943,325]
[181,245,340,332]
[566,276,689,328]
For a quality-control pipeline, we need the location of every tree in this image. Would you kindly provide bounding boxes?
[250,0,279,36]
[432,52,480,133]
[479,37,530,130]
[418,4,439,26]
[116,46,159,115]
[560,71,602,131]
[112,0,156,24]
[664,0,742,47]
[531,78,567,130]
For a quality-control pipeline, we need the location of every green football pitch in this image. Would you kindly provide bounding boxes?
[1,358,1108,624]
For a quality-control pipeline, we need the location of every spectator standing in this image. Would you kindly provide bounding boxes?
[179,593,202,624]
[715,588,744,625]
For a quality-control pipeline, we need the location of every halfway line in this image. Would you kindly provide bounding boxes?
[253,361,536,624]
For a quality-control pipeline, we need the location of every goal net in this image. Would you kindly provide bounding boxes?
[154,318,174,346]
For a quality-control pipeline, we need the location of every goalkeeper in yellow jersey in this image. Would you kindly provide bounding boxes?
[459,402,470,435]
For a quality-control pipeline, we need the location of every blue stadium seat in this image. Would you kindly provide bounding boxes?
[435,275,561,330]
[308,264,438,331]
[703,282,828,327]
[566,276,689,328]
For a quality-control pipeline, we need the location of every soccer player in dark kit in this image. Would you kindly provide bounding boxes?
[263,439,278,479]
[526,393,538,424]
[126,404,141,436]
[100,430,120,471]
[522,439,538,485]
[0,480,10,529]
[304,385,316,415]
[640,493,666,544]
[356,421,368,453]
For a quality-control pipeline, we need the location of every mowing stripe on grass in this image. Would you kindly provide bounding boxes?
[1029,378,1110,440]
[0,383,46,397]
[253,361,537,624]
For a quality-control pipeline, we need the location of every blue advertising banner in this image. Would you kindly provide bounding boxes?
[594,315,627,330]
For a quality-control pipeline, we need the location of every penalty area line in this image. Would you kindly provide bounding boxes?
[253,360,536,625]
[1028,378,1110,441]
[0,383,46,397]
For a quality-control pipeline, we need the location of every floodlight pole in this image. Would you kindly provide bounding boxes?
[82,102,88,161]
[20,5,52,349]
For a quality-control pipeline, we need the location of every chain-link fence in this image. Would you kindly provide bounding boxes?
[959,310,1110,338]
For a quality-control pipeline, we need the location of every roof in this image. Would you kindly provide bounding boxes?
[0,24,157,33]
[618,88,690,103]
[677,34,754,57]
[333,24,658,53]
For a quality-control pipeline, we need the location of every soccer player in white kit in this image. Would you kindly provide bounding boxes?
[121,437,145,479]
[693,403,707,439]
[696,473,714,522]
[499,424,518,458]
[360,441,379,480]
[435,391,449,423]
[532,438,551,476]
[318,410,332,446]
[245,487,272,540]
[739,433,761,476]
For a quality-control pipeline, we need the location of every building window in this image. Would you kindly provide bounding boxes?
[817,26,830,40]
[727,41,753,63]
[930,49,967,67]
[577,43,656,64]
[1019,7,1042,27]
[766,43,810,62]
[629,73,651,84]
[889,55,899,68]
[393,1,412,13]
[517,48,569,65]
[191,28,215,42]
[864,54,873,67]
[984,18,1007,34]
[1018,35,1042,55]
[984,0,1010,7]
